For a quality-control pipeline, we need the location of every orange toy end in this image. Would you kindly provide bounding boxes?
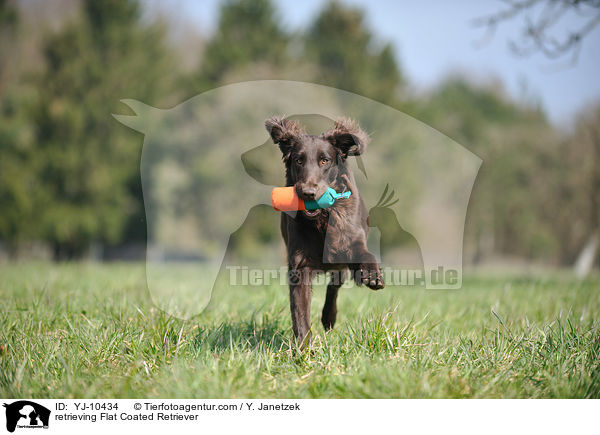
[271,187,305,211]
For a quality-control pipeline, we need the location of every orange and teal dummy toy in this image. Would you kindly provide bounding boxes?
[271,187,351,212]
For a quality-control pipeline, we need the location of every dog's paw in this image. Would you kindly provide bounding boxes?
[356,263,384,290]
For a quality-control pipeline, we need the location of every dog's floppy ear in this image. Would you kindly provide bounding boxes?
[265,116,304,161]
[322,117,370,158]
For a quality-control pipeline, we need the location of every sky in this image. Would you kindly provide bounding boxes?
[156,0,600,128]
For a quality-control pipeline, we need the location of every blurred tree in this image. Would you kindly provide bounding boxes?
[0,0,37,255]
[419,77,562,263]
[0,0,18,88]
[197,0,289,87]
[185,0,291,261]
[566,103,600,275]
[304,1,404,104]
[23,0,173,259]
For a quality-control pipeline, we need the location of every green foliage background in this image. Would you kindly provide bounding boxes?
[0,0,598,267]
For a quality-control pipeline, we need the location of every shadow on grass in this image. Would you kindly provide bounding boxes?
[193,315,289,353]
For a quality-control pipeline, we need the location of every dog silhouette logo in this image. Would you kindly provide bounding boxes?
[3,401,50,432]
[114,80,481,319]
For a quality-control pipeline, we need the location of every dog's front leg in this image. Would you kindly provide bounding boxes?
[288,267,312,348]
[350,241,385,290]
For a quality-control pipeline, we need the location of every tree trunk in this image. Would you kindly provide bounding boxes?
[574,230,599,279]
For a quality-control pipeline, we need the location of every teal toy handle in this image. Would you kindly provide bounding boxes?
[304,187,351,210]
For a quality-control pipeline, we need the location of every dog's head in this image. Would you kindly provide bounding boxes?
[265,116,369,217]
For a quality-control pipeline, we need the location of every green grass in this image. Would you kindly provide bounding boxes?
[1,262,599,398]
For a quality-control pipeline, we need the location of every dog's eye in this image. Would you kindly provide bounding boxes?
[319,158,329,166]
[295,158,303,165]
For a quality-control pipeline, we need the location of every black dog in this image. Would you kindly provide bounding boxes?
[265,116,384,347]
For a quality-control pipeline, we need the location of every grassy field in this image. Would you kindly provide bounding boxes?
[0,262,599,398]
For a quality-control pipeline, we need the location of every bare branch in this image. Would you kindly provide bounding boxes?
[472,0,600,66]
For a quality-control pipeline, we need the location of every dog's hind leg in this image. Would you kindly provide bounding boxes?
[322,270,346,330]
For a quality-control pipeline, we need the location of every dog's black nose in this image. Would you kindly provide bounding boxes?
[301,187,317,200]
